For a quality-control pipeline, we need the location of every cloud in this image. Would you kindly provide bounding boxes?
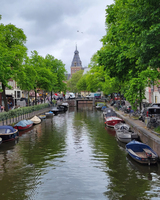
[0,0,114,72]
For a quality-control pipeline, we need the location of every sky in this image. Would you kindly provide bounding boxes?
[0,0,114,73]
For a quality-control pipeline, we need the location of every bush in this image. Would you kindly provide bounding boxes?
[0,103,49,121]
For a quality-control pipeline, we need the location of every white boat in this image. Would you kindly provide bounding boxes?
[115,123,138,143]
[62,102,69,107]
[30,116,41,125]
[96,103,105,110]
[45,111,54,118]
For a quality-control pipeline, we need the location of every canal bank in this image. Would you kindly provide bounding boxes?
[107,104,160,158]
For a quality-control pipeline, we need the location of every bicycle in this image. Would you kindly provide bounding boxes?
[129,110,141,118]
[147,116,160,129]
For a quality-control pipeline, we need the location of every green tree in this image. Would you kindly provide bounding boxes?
[44,54,67,93]
[0,21,27,111]
[77,74,88,92]
[29,51,56,104]
[67,70,83,93]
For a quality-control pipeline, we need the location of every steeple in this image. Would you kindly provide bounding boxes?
[70,46,82,76]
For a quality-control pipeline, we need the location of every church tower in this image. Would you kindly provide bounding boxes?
[70,46,82,76]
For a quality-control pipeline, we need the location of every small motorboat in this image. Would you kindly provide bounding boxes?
[39,114,46,119]
[105,116,123,128]
[116,124,138,143]
[62,102,69,108]
[0,125,19,142]
[115,123,139,143]
[51,105,68,115]
[14,120,33,131]
[30,116,41,125]
[96,103,105,110]
[45,111,54,118]
[101,106,107,111]
[103,108,114,117]
[104,108,123,128]
[126,140,158,165]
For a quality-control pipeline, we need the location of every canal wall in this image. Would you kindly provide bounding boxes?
[0,107,51,126]
[108,104,160,158]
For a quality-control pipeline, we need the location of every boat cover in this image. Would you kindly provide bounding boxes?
[30,116,41,124]
[14,120,33,127]
[0,125,17,133]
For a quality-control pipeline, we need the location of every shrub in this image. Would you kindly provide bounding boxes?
[0,103,49,121]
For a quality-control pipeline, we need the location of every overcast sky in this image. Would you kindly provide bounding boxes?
[0,0,114,73]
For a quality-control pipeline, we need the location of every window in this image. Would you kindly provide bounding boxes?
[17,91,21,98]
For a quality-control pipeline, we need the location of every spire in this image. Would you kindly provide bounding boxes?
[71,45,82,67]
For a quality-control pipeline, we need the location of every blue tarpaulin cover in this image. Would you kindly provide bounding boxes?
[14,120,33,127]
[0,125,16,133]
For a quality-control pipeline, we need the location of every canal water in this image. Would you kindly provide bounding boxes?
[0,106,160,200]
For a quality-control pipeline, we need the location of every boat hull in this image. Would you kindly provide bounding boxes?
[126,140,158,165]
[0,129,19,142]
[116,131,132,143]
[105,117,123,128]
[14,123,33,131]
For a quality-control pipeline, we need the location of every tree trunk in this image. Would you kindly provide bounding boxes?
[139,89,142,111]
[119,91,121,105]
[35,89,37,105]
[2,83,9,112]
[51,91,52,102]
[28,91,29,106]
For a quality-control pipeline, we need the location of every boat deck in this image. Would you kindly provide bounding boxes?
[127,148,157,158]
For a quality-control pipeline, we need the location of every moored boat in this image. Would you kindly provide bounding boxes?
[51,105,68,115]
[126,140,158,165]
[30,115,41,125]
[39,114,46,119]
[115,123,138,143]
[62,102,69,108]
[96,103,105,110]
[45,111,54,118]
[105,116,123,128]
[0,125,19,142]
[14,120,33,131]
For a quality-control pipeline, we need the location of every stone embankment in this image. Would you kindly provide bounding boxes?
[107,104,160,158]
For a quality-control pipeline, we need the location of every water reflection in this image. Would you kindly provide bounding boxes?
[0,107,159,199]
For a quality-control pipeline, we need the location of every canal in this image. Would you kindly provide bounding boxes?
[0,106,160,200]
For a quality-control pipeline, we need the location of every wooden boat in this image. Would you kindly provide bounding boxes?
[45,111,54,118]
[14,120,33,131]
[0,125,19,142]
[126,140,158,165]
[30,115,41,125]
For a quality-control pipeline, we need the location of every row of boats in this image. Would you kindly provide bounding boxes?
[101,106,159,165]
[0,103,69,145]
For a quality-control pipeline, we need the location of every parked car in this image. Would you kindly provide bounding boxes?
[150,103,160,107]
[65,93,75,99]
[140,107,160,122]
[86,93,101,99]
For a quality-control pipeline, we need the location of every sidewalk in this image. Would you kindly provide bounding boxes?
[107,104,160,158]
